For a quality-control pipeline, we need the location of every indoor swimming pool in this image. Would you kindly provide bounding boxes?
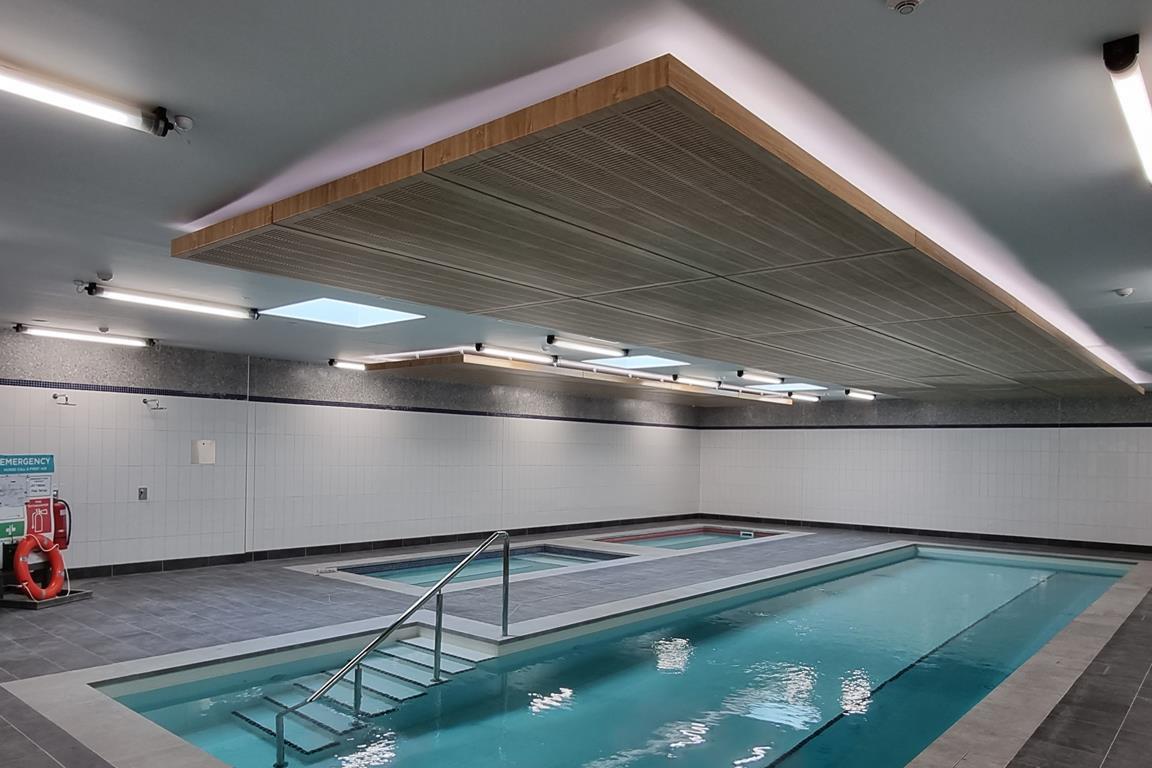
[110,547,1128,767]
[340,546,622,586]
[599,526,773,549]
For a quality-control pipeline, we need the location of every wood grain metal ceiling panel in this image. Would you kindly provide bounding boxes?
[731,249,1009,324]
[431,95,906,275]
[180,228,561,313]
[879,314,1100,377]
[281,177,707,296]
[479,300,719,346]
[588,279,848,337]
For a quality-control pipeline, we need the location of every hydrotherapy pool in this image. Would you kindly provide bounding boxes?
[600,526,774,549]
[342,546,624,586]
[112,547,1128,767]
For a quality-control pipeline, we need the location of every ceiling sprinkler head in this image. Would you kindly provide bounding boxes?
[888,0,922,14]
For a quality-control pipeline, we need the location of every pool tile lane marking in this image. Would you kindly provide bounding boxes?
[906,561,1152,768]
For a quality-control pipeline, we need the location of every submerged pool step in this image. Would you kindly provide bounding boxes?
[400,636,494,663]
[379,644,475,674]
[361,654,449,687]
[263,692,360,735]
[293,675,398,717]
[233,702,339,755]
[352,666,427,702]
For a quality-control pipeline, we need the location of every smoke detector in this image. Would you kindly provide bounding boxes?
[887,0,922,14]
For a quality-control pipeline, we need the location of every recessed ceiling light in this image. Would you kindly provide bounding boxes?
[748,382,827,393]
[261,298,424,328]
[584,355,687,369]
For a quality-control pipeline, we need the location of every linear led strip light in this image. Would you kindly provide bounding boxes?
[545,335,627,358]
[0,60,183,136]
[85,283,257,319]
[15,324,153,347]
[845,389,877,401]
[328,359,366,371]
[735,370,783,385]
[1104,35,1152,183]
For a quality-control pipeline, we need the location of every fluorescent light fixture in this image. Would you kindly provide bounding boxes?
[750,382,827,393]
[736,370,783,385]
[0,60,175,136]
[789,392,821,403]
[14,324,151,347]
[1104,35,1152,183]
[261,298,424,328]
[585,354,687,369]
[845,389,876,401]
[328,359,366,371]
[563,360,669,381]
[85,283,256,319]
[673,375,719,388]
[546,335,625,358]
[476,344,556,365]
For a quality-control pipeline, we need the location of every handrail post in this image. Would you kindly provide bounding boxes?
[501,533,510,636]
[353,664,363,717]
[433,591,445,681]
[273,709,287,768]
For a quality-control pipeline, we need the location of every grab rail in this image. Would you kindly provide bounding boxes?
[273,530,511,767]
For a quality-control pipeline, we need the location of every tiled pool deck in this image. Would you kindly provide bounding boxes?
[0,520,1148,768]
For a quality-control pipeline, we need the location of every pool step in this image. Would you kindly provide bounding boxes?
[361,654,449,687]
[379,644,475,674]
[293,674,398,717]
[400,636,495,663]
[263,692,360,735]
[233,702,339,755]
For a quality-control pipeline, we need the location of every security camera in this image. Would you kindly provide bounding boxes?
[887,0,922,14]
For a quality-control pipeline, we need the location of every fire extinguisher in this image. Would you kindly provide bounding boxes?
[52,495,71,551]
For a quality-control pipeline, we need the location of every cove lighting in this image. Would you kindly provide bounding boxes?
[789,392,821,403]
[1104,35,1152,183]
[261,298,424,328]
[584,354,687,369]
[673,375,719,388]
[85,283,256,319]
[749,382,826,393]
[328,359,366,371]
[845,389,876,401]
[475,344,556,365]
[14,324,152,347]
[0,60,177,136]
[546,335,625,358]
[736,370,783,385]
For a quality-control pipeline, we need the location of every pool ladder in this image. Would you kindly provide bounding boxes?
[272,530,511,767]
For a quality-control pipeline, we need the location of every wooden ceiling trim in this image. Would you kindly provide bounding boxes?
[171,206,274,258]
[273,151,423,222]
[424,56,673,169]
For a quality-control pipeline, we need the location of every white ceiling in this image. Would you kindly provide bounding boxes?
[0,0,1149,390]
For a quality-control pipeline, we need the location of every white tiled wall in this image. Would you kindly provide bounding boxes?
[0,386,248,567]
[249,403,700,550]
[700,427,1152,546]
[0,385,699,567]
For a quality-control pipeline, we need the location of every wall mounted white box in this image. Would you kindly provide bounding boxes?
[192,439,217,465]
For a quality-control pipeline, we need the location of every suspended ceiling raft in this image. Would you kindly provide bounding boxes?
[173,56,1143,401]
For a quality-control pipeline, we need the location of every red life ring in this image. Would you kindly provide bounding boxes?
[13,534,66,601]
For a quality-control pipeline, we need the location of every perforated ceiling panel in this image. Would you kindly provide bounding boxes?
[588,279,849,337]
[282,177,707,296]
[732,249,1009,324]
[431,96,907,274]
[180,228,561,313]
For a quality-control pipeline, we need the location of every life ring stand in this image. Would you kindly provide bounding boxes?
[13,534,66,601]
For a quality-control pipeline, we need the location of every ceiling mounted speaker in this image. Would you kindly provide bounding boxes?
[887,0,922,14]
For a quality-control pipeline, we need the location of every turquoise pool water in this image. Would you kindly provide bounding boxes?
[117,548,1126,767]
[344,547,615,587]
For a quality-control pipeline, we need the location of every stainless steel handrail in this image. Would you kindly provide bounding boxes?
[273,530,510,767]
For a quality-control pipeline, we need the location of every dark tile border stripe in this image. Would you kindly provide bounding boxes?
[62,514,1150,580]
[699,422,1152,430]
